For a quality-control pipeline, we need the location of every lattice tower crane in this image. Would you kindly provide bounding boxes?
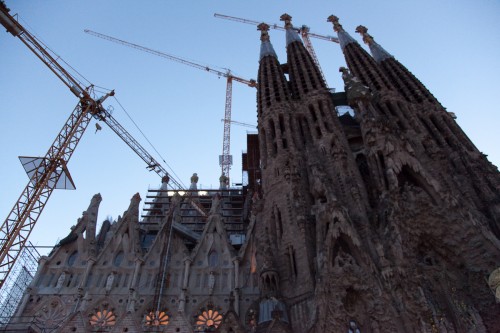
[84,30,258,187]
[0,2,190,288]
[214,13,339,89]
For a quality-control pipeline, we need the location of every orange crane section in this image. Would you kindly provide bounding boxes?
[84,29,257,187]
[0,2,186,288]
[214,13,339,89]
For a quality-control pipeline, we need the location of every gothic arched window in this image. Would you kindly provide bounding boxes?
[113,251,124,267]
[67,251,78,267]
[208,251,218,267]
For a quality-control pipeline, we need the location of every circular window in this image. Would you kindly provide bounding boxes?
[196,309,223,330]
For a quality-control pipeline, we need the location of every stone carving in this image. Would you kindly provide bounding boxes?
[105,273,114,294]
[340,67,372,103]
[208,271,216,295]
[55,272,66,290]
[488,267,500,302]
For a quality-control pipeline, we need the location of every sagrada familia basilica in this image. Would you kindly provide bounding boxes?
[3,11,500,333]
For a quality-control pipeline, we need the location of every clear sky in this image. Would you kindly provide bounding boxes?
[1,0,499,256]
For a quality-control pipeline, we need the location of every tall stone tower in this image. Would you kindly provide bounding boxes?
[6,13,500,333]
[252,13,500,333]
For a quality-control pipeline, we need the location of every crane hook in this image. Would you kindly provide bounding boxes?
[95,123,102,134]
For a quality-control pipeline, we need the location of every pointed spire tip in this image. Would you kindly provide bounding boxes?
[355,25,393,62]
[327,15,357,49]
[258,22,278,60]
[279,13,301,45]
[355,25,374,45]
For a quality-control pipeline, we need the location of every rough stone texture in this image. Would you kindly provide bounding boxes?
[8,16,500,333]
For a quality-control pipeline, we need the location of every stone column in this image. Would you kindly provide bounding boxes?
[233,257,241,315]
[28,256,48,290]
[182,257,192,289]
[78,257,95,293]
[178,290,186,313]
[129,258,143,290]
[233,257,241,289]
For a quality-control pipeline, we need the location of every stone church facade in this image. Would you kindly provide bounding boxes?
[7,14,500,333]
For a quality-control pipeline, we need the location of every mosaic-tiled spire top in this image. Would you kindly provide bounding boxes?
[327,15,357,50]
[258,23,278,61]
[355,25,393,62]
[280,13,301,46]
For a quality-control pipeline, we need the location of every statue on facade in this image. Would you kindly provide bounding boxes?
[105,273,115,294]
[219,174,228,189]
[189,173,199,190]
[208,271,216,295]
[55,271,66,290]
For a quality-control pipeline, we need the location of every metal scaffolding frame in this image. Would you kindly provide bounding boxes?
[0,243,39,326]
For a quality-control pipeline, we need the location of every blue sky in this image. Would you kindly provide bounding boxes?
[1,0,499,255]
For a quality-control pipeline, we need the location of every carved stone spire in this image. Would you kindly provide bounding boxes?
[282,13,326,98]
[280,13,301,46]
[354,24,441,105]
[355,25,393,62]
[327,15,394,92]
[327,15,357,50]
[257,22,289,116]
[258,23,278,60]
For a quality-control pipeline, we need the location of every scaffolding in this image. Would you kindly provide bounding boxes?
[0,242,40,326]
[141,187,247,250]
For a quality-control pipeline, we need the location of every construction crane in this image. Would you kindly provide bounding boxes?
[214,13,339,89]
[84,29,258,187]
[0,2,186,288]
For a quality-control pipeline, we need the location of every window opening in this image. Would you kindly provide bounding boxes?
[67,251,78,267]
[145,310,169,326]
[89,309,116,327]
[209,251,219,267]
[196,309,223,330]
[114,251,124,267]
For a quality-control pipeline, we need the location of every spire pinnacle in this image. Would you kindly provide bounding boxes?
[327,15,342,32]
[354,25,373,44]
[258,23,278,60]
[355,25,393,62]
[280,13,293,29]
[327,15,357,49]
[258,23,270,42]
[280,13,301,45]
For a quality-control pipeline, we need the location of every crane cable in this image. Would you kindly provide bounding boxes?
[112,96,186,189]
[17,18,185,188]
[19,17,93,90]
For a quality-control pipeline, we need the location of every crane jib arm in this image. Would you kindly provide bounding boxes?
[0,3,88,98]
